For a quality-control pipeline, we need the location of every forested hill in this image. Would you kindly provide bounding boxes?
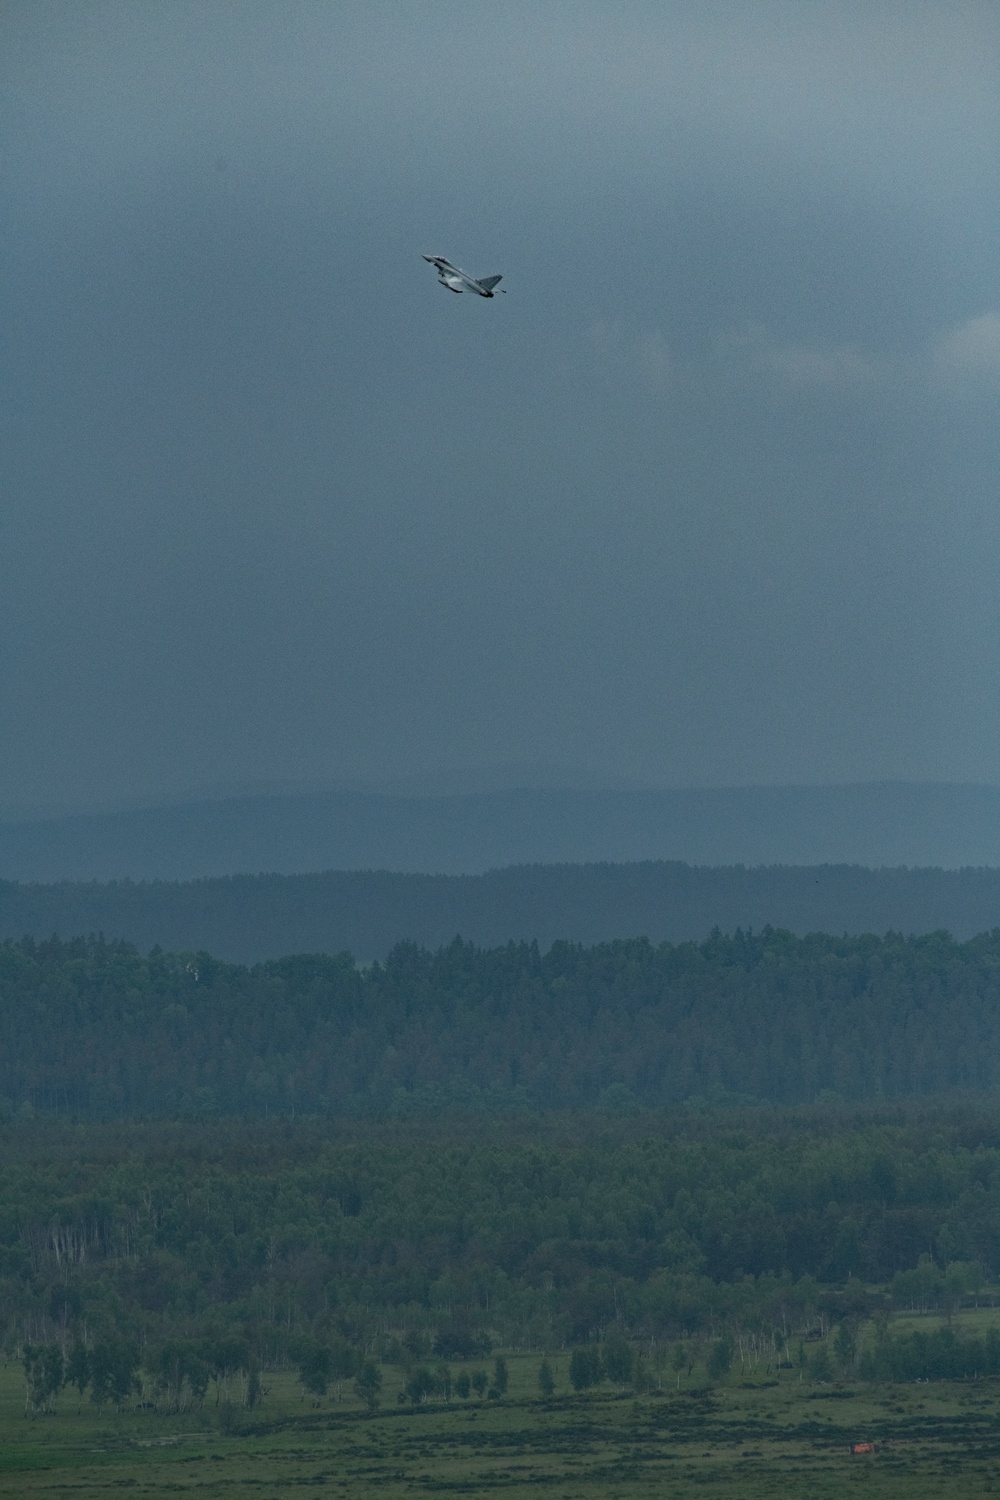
[5,861,1000,963]
[4,927,1000,1118]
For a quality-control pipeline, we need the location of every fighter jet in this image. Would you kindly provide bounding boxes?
[422,256,504,297]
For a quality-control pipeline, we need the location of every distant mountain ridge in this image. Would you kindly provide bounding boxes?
[4,861,1000,964]
[2,782,1000,882]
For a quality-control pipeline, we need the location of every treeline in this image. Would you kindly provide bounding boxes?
[21,1311,1000,1416]
[861,1324,1000,1384]
[21,1332,368,1415]
[5,858,1000,963]
[3,1107,1000,1370]
[4,928,1000,1116]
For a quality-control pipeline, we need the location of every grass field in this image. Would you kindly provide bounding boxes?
[2,1333,1000,1498]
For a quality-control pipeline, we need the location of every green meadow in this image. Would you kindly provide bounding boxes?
[3,1326,1000,1500]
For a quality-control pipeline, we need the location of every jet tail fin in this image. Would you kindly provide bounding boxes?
[478,275,503,291]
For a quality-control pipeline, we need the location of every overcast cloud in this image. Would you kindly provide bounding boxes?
[3,1,1000,812]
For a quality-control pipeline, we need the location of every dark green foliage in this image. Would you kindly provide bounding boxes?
[147,1340,211,1409]
[207,1337,253,1384]
[671,1343,687,1388]
[834,1321,857,1374]
[330,1340,360,1381]
[88,1337,140,1408]
[537,1357,555,1396]
[66,1341,89,1396]
[706,1336,733,1381]
[22,1342,63,1413]
[403,1329,431,1361]
[858,1324,1000,1382]
[602,1332,634,1387]
[296,1340,333,1397]
[433,1316,492,1358]
[570,1347,604,1391]
[156,1337,247,1405]
[471,1369,488,1398]
[492,1355,508,1396]
[3,1103,1000,1388]
[7,927,1000,1119]
[354,1360,382,1409]
[405,1365,436,1404]
[454,1371,471,1399]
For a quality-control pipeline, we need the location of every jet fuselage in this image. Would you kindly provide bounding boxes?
[422,256,503,297]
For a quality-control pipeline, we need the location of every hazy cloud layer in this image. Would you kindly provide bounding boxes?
[3,1,1000,813]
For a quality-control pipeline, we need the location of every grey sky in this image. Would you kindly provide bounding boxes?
[4,1,1000,813]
